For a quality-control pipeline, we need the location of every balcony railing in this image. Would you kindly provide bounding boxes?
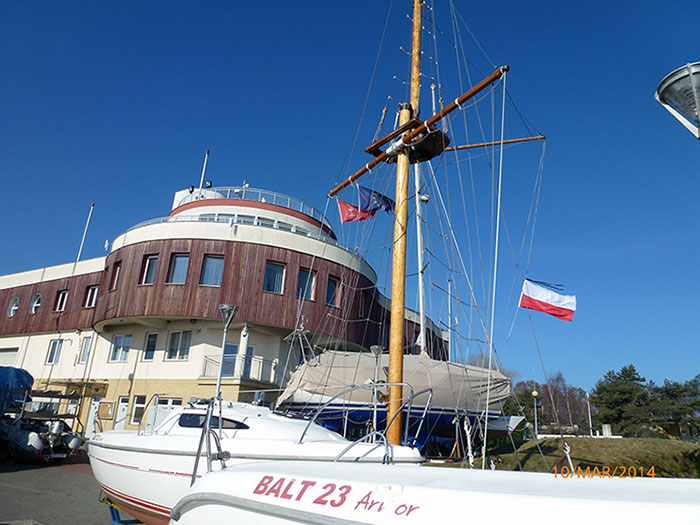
[176,186,332,229]
[200,354,280,386]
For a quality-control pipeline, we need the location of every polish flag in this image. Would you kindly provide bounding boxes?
[337,200,376,222]
[519,279,576,321]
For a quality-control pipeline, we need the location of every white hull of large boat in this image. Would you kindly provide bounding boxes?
[170,460,700,524]
[87,402,423,524]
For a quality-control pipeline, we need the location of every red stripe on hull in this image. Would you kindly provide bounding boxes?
[519,294,574,321]
[99,482,171,525]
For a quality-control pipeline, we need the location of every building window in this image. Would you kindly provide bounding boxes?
[360,291,370,319]
[383,319,390,349]
[157,397,182,410]
[54,290,68,312]
[277,222,292,232]
[221,344,256,378]
[141,255,158,285]
[7,297,20,318]
[297,268,315,300]
[84,286,99,308]
[46,339,63,364]
[110,262,121,290]
[167,254,189,284]
[166,330,191,360]
[29,294,41,315]
[263,262,285,294]
[200,255,224,286]
[257,217,274,228]
[217,214,235,223]
[143,333,157,361]
[326,276,340,307]
[110,335,132,362]
[235,215,254,225]
[78,336,92,364]
[130,395,147,425]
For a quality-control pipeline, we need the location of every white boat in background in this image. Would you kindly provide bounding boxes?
[88,400,423,525]
[170,460,700,524]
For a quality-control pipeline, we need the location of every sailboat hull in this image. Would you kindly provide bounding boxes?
[88,403,424,524]
[171,460,700,524]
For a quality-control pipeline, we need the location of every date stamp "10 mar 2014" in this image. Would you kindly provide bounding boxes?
[554,465,656,479]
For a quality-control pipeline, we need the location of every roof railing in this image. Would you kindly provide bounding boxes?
[175,186,332,229]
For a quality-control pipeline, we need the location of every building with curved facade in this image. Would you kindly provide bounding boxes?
[0,186,447,434]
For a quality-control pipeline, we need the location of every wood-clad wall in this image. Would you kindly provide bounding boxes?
[0,270,102,336]
[94,239,383,348]
[1,238,446,357]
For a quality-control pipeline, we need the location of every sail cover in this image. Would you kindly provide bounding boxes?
[277,351,510,413]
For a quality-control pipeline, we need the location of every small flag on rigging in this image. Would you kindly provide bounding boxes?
[337,200,376,223]
[519,279,576,321]
[358,185,395,213]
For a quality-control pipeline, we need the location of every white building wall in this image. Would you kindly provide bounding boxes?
[0,258,104,290]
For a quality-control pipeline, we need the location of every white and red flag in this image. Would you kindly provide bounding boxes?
[337,200,376,223]
[519,279,576,321]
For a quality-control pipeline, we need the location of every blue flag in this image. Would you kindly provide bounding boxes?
[358,186,395,213]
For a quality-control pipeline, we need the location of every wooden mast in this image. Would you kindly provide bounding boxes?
[386,0,423,446]
[326,2,509,449]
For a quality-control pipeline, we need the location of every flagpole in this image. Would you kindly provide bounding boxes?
[76,203,95,262]
[198,149,210,192]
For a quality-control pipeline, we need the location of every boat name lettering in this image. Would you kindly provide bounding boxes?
[252,476,420,516]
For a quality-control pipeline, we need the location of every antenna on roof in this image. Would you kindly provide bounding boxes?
[198,149,210,193]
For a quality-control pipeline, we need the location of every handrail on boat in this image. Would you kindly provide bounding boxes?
[331,430,392,464]
[137,393,162,435]
[191,397,230,487]
[296,382,415,445]
[406,388,433,447]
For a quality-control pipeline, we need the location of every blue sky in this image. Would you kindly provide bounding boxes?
[1,1,699,391]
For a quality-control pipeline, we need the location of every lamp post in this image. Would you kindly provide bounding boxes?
[215,304,238,401]
[370,345,384,442]
[655,62,700,139]
[531,390,539,440]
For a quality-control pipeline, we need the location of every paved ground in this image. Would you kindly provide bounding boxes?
[0,450,126,525]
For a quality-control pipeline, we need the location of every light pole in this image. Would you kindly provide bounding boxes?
[370,345,384,442]
[655,62,700,139]
[531,390,539,440]
[215,304,238,401]
[587,392,594,437]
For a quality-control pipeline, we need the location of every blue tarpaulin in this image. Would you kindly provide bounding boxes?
[0,366,33,415]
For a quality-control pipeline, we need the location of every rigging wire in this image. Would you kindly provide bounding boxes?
[335,0,396,185]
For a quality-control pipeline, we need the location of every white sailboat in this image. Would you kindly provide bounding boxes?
[88,400,423,524]
[168,1,700,522]
[171,460,700,524]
